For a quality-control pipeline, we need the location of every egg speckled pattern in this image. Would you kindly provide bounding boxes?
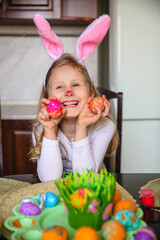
[47,98,63,118]
[101,220,126,240]
[20,202,41,216]
[89,97,104,113]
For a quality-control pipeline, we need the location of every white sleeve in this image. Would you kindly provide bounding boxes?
[37,137,63,182]
[72,118,115,174]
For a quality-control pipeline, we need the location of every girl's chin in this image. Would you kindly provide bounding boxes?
[63,108,81,119]
[64,114,79,119]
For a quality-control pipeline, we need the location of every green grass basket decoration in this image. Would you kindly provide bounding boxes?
[55,170,116,230]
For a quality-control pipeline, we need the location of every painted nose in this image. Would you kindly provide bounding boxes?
[65,90,73,96]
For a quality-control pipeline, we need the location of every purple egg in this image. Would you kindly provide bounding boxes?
[20,202,41,216]
[135,226,157,240]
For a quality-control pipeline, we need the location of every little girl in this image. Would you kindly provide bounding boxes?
[30,14,119,181]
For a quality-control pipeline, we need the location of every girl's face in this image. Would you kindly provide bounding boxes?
[48,65,93,118]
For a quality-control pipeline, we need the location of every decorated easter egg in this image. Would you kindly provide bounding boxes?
[42,225,68,240]
[112,189,121,206]
[135,226,157,240]
[90,97,104,113]
[115,210,140,231]
[101,220,126,240]
[74,226,100,240]
[20,202,41,216]
[47,98,63,118]
[113,199,137,215]
[38,192,58,208]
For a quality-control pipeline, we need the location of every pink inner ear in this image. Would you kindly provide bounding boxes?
[41,37,63,59]
[33,14,63,60]
[75,15,111,60]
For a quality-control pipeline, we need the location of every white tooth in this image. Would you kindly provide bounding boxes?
[64,102,77,106]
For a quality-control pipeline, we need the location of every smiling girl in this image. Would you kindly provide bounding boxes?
[30,14,119,181]
[30,54,118,181]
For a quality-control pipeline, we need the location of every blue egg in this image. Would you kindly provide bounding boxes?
[115,210,140,231]
[38,192,58,207]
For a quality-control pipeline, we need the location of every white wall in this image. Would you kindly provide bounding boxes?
[109,0,160,172]
[0,26,98,105]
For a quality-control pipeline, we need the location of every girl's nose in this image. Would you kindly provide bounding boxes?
[65,90,73,96]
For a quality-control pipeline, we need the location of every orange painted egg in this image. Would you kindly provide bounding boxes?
[74,226,100,240]
[47,98,63,119]
[113,199,137,215]
[42,225,68,240]
[101,220,126,240]
[112,189,121,206]
[89,97,104,113]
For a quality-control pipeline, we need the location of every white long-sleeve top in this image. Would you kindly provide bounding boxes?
[37,118,115,182]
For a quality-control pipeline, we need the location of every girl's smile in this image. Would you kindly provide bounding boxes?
[61,100,79,108]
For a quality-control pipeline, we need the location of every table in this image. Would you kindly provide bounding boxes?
[1,173,160,239]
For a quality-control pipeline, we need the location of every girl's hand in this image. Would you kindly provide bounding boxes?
[101,95,111,117]
[37,97,66,130]
[77,95,110,127]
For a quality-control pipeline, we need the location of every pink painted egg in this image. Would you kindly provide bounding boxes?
[90,97,104,113]
[47,98,63,119]
[20,202,41,216]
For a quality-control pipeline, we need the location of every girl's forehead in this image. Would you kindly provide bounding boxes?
[50,64,86,82]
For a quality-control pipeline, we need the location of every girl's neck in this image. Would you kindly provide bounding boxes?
[59,118,77,141]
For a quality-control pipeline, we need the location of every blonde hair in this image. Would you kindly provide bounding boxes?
[29,53,119,162]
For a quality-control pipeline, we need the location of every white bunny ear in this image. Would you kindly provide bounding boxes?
[33,14,63,61]
[75,14,111,61]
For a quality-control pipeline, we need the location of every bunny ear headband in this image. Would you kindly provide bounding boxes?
[33,14,111,87]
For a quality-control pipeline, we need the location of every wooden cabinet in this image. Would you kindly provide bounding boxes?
[0,0,97,25]
[1,120,37,175]
[0,0,59,19]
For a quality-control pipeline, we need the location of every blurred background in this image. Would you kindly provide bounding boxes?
[0,0,160,174]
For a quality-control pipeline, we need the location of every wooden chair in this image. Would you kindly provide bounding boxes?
[0,98,3,177]
[97,87,123,173]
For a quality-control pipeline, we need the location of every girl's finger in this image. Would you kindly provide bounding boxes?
[40,98,50,108]
[41,108,50,120]
[102,101,110,117]
[95,106,103,117]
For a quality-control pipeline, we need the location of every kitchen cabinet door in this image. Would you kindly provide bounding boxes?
[1,120,37,175]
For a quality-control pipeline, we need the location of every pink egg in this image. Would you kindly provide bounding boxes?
[47,98,63,119]
[90,97,104,113]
